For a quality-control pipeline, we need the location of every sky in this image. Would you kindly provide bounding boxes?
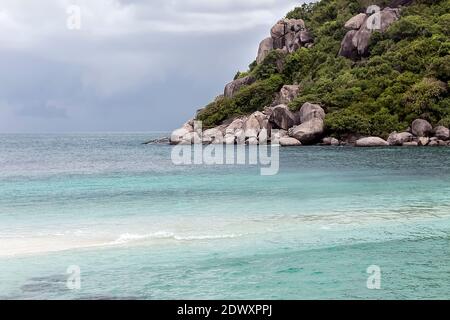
[0,0,312,133]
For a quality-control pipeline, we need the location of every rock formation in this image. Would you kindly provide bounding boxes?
[256,19,314,64]
[339,7,400,59]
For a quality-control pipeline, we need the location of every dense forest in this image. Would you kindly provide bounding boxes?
[196,0,449,139]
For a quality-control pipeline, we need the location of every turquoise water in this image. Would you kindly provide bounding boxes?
[0,133,449,299]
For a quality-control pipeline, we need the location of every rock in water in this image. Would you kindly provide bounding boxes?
[412,119,433,137]
[279,137,302,147]
[289,118,324,145]
[434,126,450,141]
[323,137,340,146]
[387,132,413,146]
[418,137,430,146]
[355,137,389,147]
[170,122,194,145]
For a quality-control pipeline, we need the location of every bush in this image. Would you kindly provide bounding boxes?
[402,77,448,123]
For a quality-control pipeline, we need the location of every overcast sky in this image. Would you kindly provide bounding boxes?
[0,0,311,132]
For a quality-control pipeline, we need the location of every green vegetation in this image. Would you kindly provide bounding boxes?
[196,0,449,136]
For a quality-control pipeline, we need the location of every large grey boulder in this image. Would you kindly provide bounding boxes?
[299,30,313,44]
[289,118,324,144]
[339,8,400,59]
[271,19,306,50]
[412,119,433,137]
[379,8,401,32]
[269,104,299,130]
[434,126,450,141]
[279,137,302,147]
[170,122,194,145]
[344,13,367,30]
[387,132,413,146]
[203,127,224,144]
[355,137,389,147]
[274,85,301,105]
[244,114,261,138]
[338,30,358,59]
[257,37,274,64]
[298,102,325,123]
[226,118,245,133]
[224,76,255,98]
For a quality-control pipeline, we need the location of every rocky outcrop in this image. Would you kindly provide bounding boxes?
[255,18,314,64]
[384,121,449,148]
[170,122,194,145]
[289,118,324,145]
[411,119,433,137]
[434,126,450,141]
[344,13,366,30]
[298,102,325,123]
[224,76,255,98]
[339,8,400,59]
[273,85,301,106]
[269,104,299,130]
[355,137,389,147]
[279,137,302,147]
[257,37,274,64]
[387,131,413,146]
[285,103,325,144]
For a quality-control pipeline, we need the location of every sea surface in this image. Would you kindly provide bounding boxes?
[0,133,449,300]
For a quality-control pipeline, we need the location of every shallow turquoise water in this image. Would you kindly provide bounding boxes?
[0,133,449,299]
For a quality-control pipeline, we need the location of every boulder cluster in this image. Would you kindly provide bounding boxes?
[354,119,450,147]
[339,7,400,59]
[257,18,314,64]
[170,85,327,147]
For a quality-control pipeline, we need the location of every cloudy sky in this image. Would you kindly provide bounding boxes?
[0,0,311,132]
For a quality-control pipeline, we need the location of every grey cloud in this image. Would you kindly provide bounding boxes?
[0,0,314,133]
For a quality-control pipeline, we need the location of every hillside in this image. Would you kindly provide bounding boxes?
[194,0,449,140]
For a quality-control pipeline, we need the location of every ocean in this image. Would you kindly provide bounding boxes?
[0,133,449,299]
